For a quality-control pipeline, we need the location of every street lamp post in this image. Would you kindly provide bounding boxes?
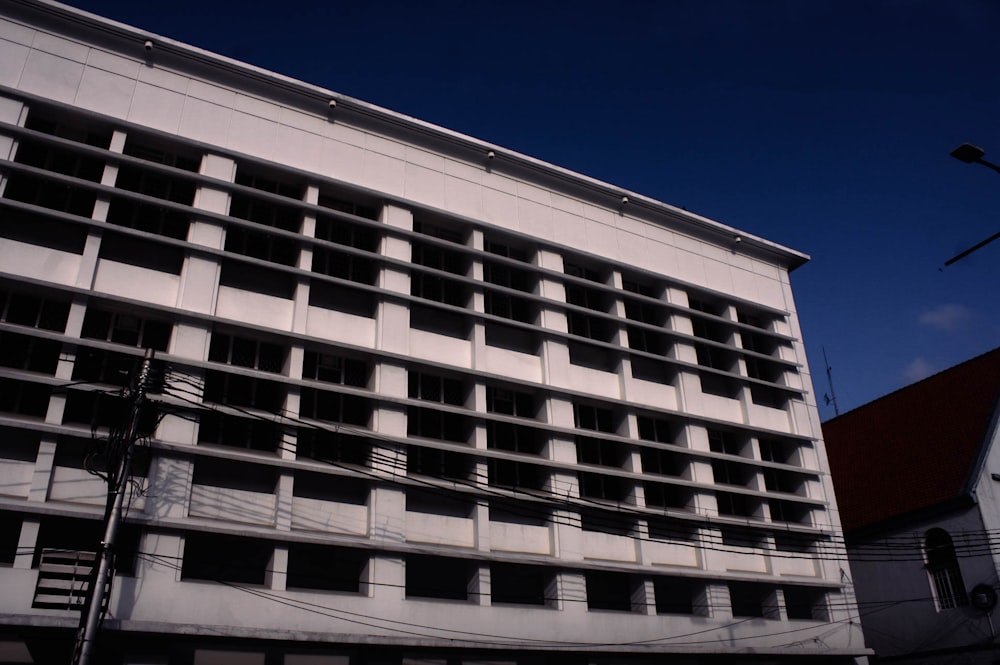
[944,143,1000,268]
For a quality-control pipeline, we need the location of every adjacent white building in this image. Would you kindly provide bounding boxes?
[0,1,868,663]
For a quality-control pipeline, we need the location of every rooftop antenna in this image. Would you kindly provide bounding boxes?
[822,346,840,417]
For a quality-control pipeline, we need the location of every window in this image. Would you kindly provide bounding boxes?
[491,563,553,606]
[405,554,473,600]
[486,386,535,419]
[318,191,379,221]
[287,543,367,593]
[0,288,70,331]
[729,582,778,619]
[296,429,371,468]
[0,331,61,375]
[585,570,637,612]
[708,429,747,456]
[299,388,370,426]
[225,168,302,268]
[488,458,546,491]
[182,532,273,585]
[0,511,21,565]
[192,458,277,494]
[3,110,110,219]
[925,529,968,610]
[654,576,700,615]
[643,482,692,511]
[0,378,50,418]
[310,212,380,317]
[783,585,830,621]
[80,308,172,350]
[293,471,369,505]
[410,223,470,337]
[407,371,469,442]
[104,139,197,271]
[574,403,616,433]
[640,448,687,478]
[716,491,760,519]
[711,459,754,487]
[407,446,472,481]
[197,412,281,454]
[209,332,286,373]
[302,351,368,387]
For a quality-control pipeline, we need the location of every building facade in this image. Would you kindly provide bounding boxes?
[0,1,868,663]
[824,348,1000,663]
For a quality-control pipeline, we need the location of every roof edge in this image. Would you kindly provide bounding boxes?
[7,0,810,271]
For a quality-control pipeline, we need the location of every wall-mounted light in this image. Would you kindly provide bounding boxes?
[487,150,495,160]
[144,40,153,51]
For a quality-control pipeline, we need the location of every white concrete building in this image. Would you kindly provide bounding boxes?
[0,1,868,663]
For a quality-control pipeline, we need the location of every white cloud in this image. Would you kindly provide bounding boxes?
[902,357,935,383]
[919,304,973,332]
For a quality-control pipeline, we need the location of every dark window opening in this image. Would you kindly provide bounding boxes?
[484,237,531,262]
[585,570,636,612]
[203,371,286,413]
[219,260,296,299]
[643,482,692,511]
[0,331,61,374]
[80,307,172,350]
[484,321,538,354]
[317,192,379,221]
[0,207,88,253]
[302,351,368,387]
[62,390,129,429]
[406,488,474,517]
[491,563,552,606]
[711,459,755,487]
[0,426,41,463]
[407,406,469,443]
[729,582,777,619]
[641,448,687,477]
[299,388,370,427]
[580,510,634,537]
[783,586,830,621]
[296,429,371,468]
[192,458,277,494]
[54,434,150,478]
[577,436,627,468]
[487,386,535,418]
[721,527,767,549]
[0,378,51,418]
[311,245,377,285]
[98,231,185,274]
[579,472,629,502]
[308,280,376,317]
[409,304,469,339]
[182,532,272,585]
[762,468,806,495]
[488,501,549,527]
[488,458,546,491]
[654,576,698,615]
[708,429,747,456]
[0,511,22,565]
[405,554,472,601]
[287,543,367,593]
[0,289,70,331]
[406,445,472,480]
[293,471,369,505]
[486,422,544,456]
[716,492,760,519]
[409,371,465,406]
[647,519,699,542]
[758,437,800,466]
[750,384,789,409]
[71,348,139,387]
[209,332,286,373]
[197,412,281,454]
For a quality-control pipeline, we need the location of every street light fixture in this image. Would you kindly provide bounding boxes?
[943,142,1000,268]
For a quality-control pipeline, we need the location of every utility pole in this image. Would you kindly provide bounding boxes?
[72,349,156,665]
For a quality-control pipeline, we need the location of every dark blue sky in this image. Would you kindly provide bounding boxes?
[72,0,1000,418]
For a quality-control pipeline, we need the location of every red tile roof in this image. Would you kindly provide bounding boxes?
[823,347,1000,533]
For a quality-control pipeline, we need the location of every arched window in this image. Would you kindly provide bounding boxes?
[925,529,968,610]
